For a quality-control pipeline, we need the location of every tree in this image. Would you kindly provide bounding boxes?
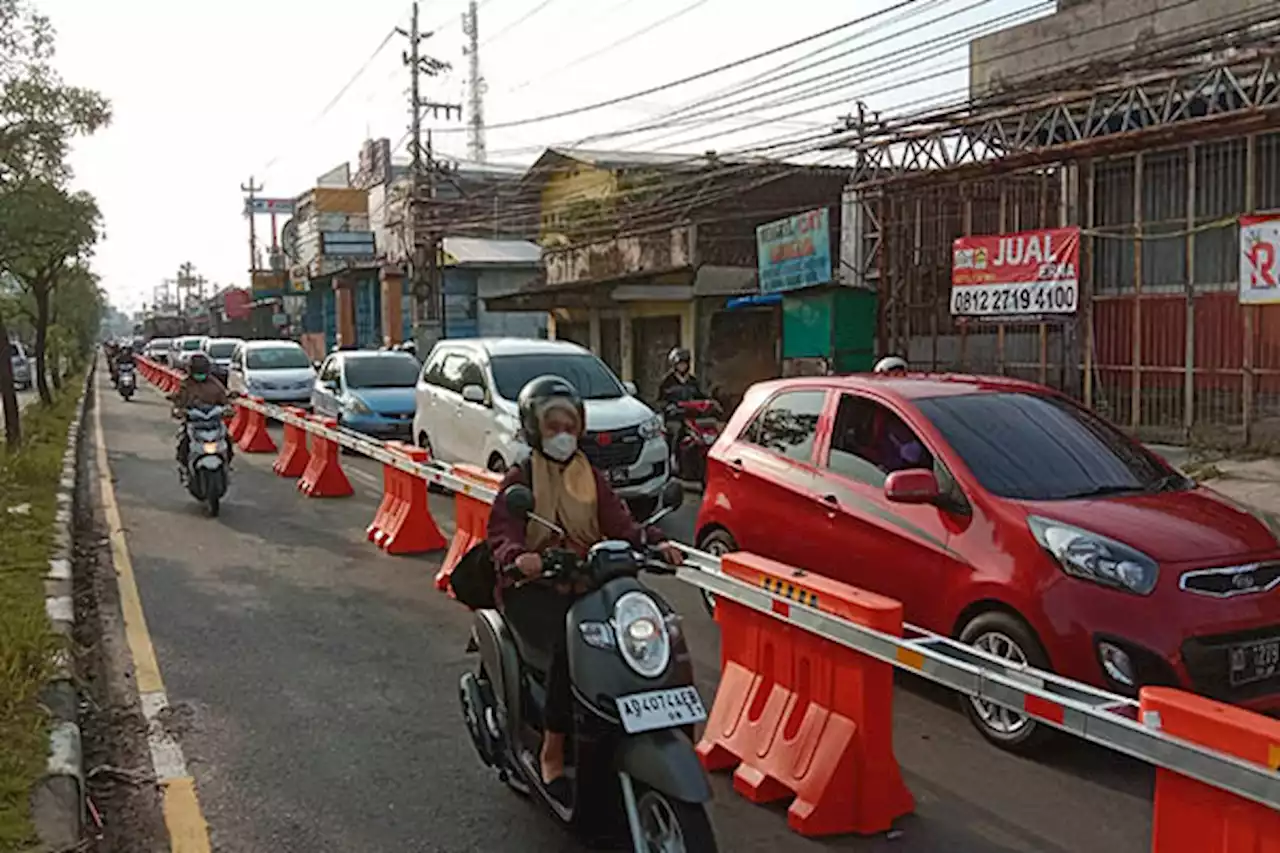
[4,179,100,402]
[47,262,103,388]
[0,0,109,445]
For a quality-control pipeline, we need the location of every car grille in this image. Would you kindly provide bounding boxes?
[1181,625,1280,702]
[581,425,644,469]
[1180,562,1280,598]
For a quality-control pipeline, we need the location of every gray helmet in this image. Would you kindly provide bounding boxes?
[668,347,691,369]
[874,356,908,374]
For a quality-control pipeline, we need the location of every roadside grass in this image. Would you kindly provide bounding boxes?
[0,382,83,851]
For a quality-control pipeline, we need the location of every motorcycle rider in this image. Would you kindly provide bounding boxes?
[657,347,704,403]
[170,353,231,468]
[486,375,684,805]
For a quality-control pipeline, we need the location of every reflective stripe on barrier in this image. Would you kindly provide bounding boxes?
[297,417,353,497]
[699,553,914,836]
[1140,687,1280,851]
[272,408,311,477]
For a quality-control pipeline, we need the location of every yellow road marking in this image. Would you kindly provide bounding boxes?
[94,383,212,853]
[94,391,164,695]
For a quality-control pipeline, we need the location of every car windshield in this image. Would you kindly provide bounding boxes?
[206,342,238,358]
[246,347,310,370]
[915,391,1183,501]
[150,339,172,350]
[7,342,23,359]
[344,355,420,389]
[489,353,623,401]
[181,339,203,350]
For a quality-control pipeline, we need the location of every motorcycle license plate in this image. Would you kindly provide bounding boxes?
[615,686,707,735]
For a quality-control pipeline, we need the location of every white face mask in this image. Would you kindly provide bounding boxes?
[542,431,578,462]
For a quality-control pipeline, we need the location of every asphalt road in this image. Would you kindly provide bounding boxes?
[98,372,1156,853]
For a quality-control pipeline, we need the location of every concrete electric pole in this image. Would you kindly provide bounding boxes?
[240,176,264,274]
[399,1,462,352]
[462,0,487,164]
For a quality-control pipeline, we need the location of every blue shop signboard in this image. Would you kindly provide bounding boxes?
[755,207,832,295]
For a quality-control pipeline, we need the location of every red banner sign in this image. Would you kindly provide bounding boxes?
[951,226,1081,319]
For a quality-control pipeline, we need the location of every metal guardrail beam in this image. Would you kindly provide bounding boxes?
[232,392,1280,812]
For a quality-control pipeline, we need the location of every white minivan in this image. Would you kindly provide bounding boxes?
[413,338,670,515]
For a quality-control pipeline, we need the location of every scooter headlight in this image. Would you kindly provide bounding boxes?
[201,442,219,454]
[613,591,671,679]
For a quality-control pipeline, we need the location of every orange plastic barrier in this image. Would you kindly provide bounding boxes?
[1141,687,1280,852]
[366,442,448,555]
[434,463,503,593]
[297,417,353,497]
[272,408,311,477]
[236,398,277,453]
[227,404,248,443]
[696,552,914,837]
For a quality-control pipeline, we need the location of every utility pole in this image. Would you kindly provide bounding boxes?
[399,1,462,352]
[240,176,264,274]
[462,0,487,163]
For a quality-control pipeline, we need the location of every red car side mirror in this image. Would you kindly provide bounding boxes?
[884,469,940,504]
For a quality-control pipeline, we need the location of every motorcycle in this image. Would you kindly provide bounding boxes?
[664,395,723,486]
[117,363,136,400]
[180,405,230,517]
[459,480,719,852]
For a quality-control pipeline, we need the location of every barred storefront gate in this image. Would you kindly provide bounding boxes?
[848,41,1280,449]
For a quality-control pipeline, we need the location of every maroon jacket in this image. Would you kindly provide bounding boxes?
[487,462,666,595]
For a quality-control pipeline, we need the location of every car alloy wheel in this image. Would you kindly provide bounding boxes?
[968,630,1031,735]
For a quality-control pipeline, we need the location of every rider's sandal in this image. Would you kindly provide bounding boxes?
[544,776,572,808]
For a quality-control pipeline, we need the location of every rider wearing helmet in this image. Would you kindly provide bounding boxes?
[171,353,230,465]
[657,346,704,403]
[486,376,683,804]
[873,355,909,375]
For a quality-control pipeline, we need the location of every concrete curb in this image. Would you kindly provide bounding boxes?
[32,364,93,850]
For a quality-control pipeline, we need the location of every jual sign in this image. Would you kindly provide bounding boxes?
[756,208,832,295]
[951,226,1080,321]
[1240,214,1280,305]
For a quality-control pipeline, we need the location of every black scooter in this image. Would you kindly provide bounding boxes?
[459,481,719,851]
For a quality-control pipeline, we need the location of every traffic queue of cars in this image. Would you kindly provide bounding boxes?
[125,330,1280,747]
[693,372,1280,748]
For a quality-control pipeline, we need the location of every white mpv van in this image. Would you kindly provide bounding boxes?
[412,338,671,515]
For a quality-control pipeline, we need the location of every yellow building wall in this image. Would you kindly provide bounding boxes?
[539,164,617,245]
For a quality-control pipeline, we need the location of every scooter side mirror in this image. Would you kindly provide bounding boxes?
[503,484,535,518]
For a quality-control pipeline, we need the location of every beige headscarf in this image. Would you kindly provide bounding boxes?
[527,450,601,553]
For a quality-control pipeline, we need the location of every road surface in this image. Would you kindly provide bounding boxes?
[95,371,1155,852]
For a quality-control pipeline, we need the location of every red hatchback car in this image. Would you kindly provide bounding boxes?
[694,373,1280,749]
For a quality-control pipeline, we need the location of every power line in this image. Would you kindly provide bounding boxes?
[507,0,715,93]
[261,24,402,174]
[427,0,930,133]
[481,0,558,46]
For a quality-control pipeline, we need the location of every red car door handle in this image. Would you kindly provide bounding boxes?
[821,493,838,504]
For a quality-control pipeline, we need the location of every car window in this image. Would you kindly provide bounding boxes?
[488,353,622,401]
[182,338,203,351]
[826,394,935,487]
[740,389,826,464]
[246,346,311,370]
[915,391,1174,501]
[319,358,340,383]
[206,341,237,359]
[344,355,421,388]
[458,358,486,392]
[434,352,472,394]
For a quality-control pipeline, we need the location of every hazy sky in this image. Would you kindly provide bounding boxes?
[45,0,1042,313]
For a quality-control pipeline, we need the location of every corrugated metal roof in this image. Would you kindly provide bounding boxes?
[442,237,541,266]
